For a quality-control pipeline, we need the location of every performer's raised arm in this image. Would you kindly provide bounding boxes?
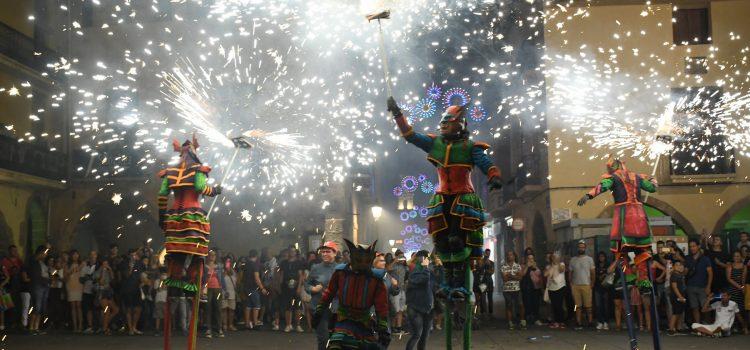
[388,97,434,153]
[578,175,614,206]
[194,167,222,197]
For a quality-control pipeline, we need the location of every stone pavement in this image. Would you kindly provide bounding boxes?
[4,324,748,350]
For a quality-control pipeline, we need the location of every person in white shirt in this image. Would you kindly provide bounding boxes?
[691,290,746,337]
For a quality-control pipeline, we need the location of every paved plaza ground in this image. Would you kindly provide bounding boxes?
[4,323,748,350]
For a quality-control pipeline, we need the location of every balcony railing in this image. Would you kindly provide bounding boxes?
[0,134,67,180]
[0,21,59,71]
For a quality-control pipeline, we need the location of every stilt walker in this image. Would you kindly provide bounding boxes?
[387,97,503,349]
[578,157,661,350]
[158,135,222,350]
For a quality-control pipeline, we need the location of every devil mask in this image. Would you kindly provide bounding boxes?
[172,134,202,168]
[343,238,377,273]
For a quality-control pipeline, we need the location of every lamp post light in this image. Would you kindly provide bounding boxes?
[370,205,383,243]
[371,205,383,221]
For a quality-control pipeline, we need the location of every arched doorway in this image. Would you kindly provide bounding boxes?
[26,197,47,258]
[70,192,160,254]
[713,198,750,249]
[0,208,13,253]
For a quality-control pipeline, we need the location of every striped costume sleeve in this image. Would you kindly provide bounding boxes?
[587,176,614,198]
[194,172,219,197]
[157,175,169,210]
[373,278,389,328]
[316,269,340,312]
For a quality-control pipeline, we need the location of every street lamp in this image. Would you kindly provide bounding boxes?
[371,205,383,221]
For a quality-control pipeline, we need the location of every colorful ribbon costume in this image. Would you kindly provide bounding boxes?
[313,239,390,350]
[157,135,221,350]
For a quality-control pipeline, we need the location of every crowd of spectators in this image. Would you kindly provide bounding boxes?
[491,233,750,338]
[2,230,749,345]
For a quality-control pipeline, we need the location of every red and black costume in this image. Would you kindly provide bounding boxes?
[313,239,390,350]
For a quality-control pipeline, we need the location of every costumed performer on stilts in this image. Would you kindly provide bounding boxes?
[157,135,222,350]
[578,157,660,350]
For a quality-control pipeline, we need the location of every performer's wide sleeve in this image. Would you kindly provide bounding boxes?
[471,145,501,180]
[157,177,169,211]
[395,115,433,153]
[373,279,389,328]
[194,172,220,197]
[639,176,657,193]
[318,269,340,309]
[587,176,614,198]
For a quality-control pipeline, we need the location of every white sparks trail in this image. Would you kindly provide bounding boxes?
[4,0,749,237]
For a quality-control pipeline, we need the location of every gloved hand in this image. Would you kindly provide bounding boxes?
[387,96,402,118]
[377,326,391,348]
[577,194,592,206]
[214,185,223,195]
[487,177,503,190]
[311,308,323,329]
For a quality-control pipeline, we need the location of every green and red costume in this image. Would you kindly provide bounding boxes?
[394,110,500,295]
[584,165,657,254]
[579,159,660,350]
[157,137,220,350]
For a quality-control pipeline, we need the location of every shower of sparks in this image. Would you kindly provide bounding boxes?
[4,0,749,237]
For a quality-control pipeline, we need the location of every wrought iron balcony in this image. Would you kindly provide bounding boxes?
[0,134,67,180]
[0,21,59,71]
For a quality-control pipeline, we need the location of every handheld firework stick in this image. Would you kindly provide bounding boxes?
[366,10,394,102]
[206,136,252,219]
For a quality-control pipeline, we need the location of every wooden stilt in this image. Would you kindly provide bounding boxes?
[618,257,639,350]
[187,259,204,350]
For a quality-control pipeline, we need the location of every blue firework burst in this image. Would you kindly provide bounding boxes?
[414,98,437,119]
[427,84,442,99]
[443,87,470,107]
[470,105,487,122]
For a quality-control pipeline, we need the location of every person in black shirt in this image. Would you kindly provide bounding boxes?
[242,249,268,329]
[705,236,729,293]
[121,249,145,335]
[279,249,304,333]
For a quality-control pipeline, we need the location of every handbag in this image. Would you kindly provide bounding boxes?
[601,272,615,288]
[543,288,550,303]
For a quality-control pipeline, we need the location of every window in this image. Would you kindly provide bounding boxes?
[669,87,735,176]
[685,57,708,75]
[673,8,711,45]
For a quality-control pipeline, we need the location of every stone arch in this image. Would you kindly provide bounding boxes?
[25,196,48,258]
[67,188,160,254]
[712,195,750,236]
[0,207,13,254]
[597,197,697,237]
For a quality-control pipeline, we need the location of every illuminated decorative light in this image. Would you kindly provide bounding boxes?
[443,87,470,107]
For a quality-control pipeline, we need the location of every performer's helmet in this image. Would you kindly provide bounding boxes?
[440,104,467,126]
[343,238,377,273]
